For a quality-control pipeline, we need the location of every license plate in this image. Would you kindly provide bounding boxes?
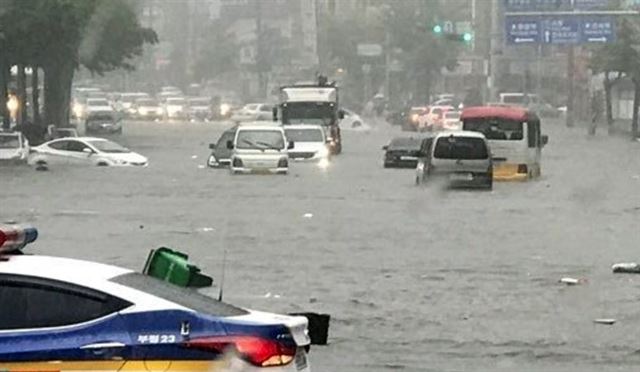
[295,349,308,370]
[400,156,416,161]
[450,173,472,181]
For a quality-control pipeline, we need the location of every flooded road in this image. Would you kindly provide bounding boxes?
[3,119,640,372]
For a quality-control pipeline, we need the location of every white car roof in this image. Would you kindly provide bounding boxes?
[0,255,188,313]
[435,130,487,139]
[237,124,284,131]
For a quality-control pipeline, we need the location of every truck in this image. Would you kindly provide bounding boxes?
[274,78,344,155]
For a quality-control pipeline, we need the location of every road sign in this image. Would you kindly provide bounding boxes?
[574,0,609,10]
[541,17,580,44]
[504,0,571,12]
[357,43,383,57]
[506,17,540,44]
[581,17,615,42]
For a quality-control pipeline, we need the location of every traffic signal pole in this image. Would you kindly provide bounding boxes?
[489,0,501,101]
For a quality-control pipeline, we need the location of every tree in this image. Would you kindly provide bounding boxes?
[590,19,640,138]
[0,0,156,131]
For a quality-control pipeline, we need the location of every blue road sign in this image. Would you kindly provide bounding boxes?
[506,17,540,44]
[541,17,580,44]
[581,17,615,43]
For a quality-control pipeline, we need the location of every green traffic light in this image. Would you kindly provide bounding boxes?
[463,33,473,42]
[433,24,443,34]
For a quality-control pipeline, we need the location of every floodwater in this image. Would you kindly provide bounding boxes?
[2,118,640,371]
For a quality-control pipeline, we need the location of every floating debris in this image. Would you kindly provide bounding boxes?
[594,318,616,325]
[612,263,640,274]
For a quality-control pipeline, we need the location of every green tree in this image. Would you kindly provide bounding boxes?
[590,19,640,138]
[0,0,156,130]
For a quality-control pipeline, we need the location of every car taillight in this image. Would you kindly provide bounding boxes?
[278,158,288,168]
[232,158,243,167]
[184,336,296,367]
[517,164,528,174]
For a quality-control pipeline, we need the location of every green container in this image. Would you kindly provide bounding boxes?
[143,247,213,288]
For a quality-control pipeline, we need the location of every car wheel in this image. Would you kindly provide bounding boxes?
[352,121,362,128]
[35,160,48,171]
[97,162,109,167]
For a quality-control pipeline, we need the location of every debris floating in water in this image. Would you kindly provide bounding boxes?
[191,155,198,159]
[593,318,616,325]
[612,263,640,274]
[198,227,215,232]
[303,213,313,218]
[559,277,585,285]
[197,165,205,169]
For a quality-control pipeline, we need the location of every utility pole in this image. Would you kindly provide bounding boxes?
[255,0,266,99]
[489,0,501,102]
[566,46,575,127]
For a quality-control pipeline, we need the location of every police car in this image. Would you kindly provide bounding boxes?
[0,225,311,371]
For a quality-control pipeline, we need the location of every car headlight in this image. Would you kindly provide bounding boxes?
[220,103,231,116]
[317,146,330,158]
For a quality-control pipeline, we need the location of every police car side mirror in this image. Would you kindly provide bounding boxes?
[338,109,345,120]
[541,135,549,147]
[272,107,278,121]
[209,143,216,150]
[288,141,295,150]
[382,145,388,151]
[226,140,234,150]
[83,148,93,155]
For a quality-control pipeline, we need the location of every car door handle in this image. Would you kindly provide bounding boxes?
[81,341,126,350]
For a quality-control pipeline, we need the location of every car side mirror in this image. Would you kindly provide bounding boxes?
[541,134,549,147]
[287,141,295,150]
[82,148,93,155]
[226,140,234,149]
[209,143,216,150]
[338,109,345,120]
[382,145,388,150]
[272,107,278,121]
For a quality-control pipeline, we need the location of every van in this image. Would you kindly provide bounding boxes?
[415,131,493,189]
[228,124,293,175]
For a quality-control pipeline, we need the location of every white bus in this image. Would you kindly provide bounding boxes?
[460,106,548,181]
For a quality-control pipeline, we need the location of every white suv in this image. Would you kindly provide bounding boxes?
[229,124,292,175]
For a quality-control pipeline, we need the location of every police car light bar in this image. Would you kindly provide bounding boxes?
[0,225,38,253]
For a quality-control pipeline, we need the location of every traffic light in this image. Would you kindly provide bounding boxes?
[433,24,443,34]
[462,32,473,43]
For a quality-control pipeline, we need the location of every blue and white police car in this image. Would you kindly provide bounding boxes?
[0,225,311,372]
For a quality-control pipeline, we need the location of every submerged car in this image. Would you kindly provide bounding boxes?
[284,125,330,162]
[231,103,273,123]
[29,137,148,167]
[132,98,163,120]
[382,137,422,168]
[189,97,214,121]
[0,225,311,372]
[207,128,236,168]
[229,124,292,175]
[415,131,493,189]
[0,131,29,164]
[85,111,122,134]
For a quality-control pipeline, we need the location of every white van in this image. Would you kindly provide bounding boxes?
[415,131,493,189]
[228,124,292,175]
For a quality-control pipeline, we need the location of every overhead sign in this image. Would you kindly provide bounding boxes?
[505,15,615,44]
[541,17,580,44]
[574,0,609,10]
[357,43,383,57]
[581,17,615,42]
[505,17,541,44]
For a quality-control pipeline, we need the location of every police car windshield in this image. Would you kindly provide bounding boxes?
[111,273,248,316]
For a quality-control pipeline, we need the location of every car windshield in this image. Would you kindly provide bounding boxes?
[87,140,129,153]
[285,128,324,142]
[111,273,248,316]
[236,130,285,150]
[87,113,116,122]
[0,135,20,149]
[433,136,489,160]
[463,119,524,140]
[282,102,335,125]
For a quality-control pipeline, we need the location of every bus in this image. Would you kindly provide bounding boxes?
[460,106,548,181]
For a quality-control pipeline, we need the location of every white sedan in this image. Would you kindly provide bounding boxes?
[29,137,148,168]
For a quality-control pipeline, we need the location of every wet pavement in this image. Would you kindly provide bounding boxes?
[3,119,640,371]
